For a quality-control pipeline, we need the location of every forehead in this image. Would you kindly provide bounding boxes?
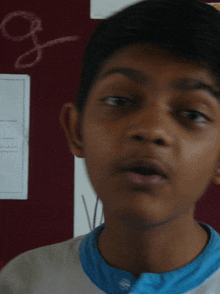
[94,43,218,88]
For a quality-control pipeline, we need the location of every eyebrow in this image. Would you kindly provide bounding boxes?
[98,67,220,103]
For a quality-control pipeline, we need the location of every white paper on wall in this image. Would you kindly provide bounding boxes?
[0,74,30,199]
[74,156,104,237]
[90,1,220,19]
[90,0,141,19]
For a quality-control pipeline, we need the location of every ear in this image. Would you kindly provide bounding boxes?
[59,103,85,158]
[211,157,220,185]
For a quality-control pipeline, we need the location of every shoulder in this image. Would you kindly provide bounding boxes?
[1,233,86,272]
[0,234,87,293]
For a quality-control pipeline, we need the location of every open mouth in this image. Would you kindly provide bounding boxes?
[124,167,166,186]
[127,166,166,178]
[119,158,168,186]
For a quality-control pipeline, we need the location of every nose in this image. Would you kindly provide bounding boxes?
[126,102,174,146]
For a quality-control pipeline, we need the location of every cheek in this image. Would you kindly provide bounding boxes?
[83,123,115,190]
[84,124,113,163]
[177,148,217,203]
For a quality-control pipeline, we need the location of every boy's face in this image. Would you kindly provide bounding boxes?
[61,43,220,228]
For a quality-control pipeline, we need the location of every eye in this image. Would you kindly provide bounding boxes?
[103,96,132,106]
[181,110,209,123]
[102,97,210,123]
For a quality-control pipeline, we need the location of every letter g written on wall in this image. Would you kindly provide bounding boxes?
[0,11,80,69]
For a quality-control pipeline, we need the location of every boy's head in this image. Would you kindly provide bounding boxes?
[75,0,220,127]
[60,0,220,228]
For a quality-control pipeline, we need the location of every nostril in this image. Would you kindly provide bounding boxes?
[133,136,164,145]
[154,139,164,145]
[134,135,144,141]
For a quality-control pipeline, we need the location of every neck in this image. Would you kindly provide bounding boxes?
[98,216,209,277]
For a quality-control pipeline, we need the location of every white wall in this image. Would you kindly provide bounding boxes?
[74,156,104,237]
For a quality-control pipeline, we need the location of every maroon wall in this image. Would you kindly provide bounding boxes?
[0,0,220,270]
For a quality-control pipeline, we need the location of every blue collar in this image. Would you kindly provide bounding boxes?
[79,223,220,294]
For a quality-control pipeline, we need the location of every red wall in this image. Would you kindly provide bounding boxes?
[0,0,220,270]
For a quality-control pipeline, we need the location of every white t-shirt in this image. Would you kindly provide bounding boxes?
[0,222,220,294]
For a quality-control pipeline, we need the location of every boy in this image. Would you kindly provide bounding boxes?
[1,0,220,293]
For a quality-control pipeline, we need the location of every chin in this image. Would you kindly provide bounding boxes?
[116,210,171,230]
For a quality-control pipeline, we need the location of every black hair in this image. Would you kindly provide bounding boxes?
[76,0,220,126]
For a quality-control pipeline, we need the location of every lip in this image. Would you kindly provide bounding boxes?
[125,171,167,187]
[118,158,168,179]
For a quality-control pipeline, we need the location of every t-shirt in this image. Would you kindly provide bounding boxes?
[0,222,220,294]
